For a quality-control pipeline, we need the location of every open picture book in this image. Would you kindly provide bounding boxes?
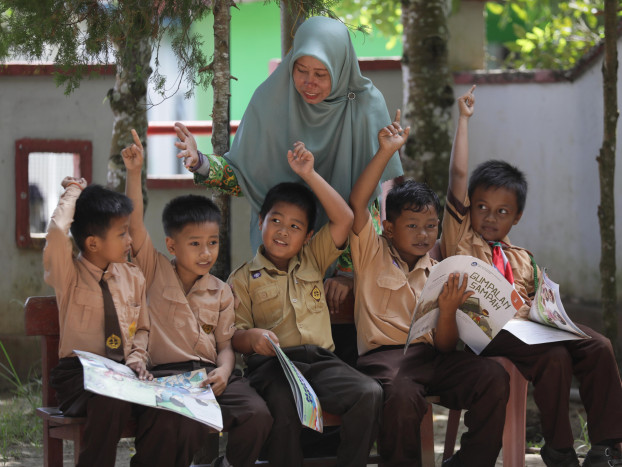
[405,255,590,355]
[264,335,323,432]
[75,350,223,430]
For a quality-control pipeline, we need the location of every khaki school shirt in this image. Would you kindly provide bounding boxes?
[229,224,343,352]
[132,232,235,366]
[43,185,149,366]
[441,189,538,302]
[350,216,435,355]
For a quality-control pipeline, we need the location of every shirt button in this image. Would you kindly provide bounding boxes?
[292,298,298,303]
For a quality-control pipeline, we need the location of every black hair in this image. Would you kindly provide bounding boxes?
[70,184,134,252]
[385,179,441,222]
[468,160,528,213]
[162,194,222,237]
[259,182,317,232]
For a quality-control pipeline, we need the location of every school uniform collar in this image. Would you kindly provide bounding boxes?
[170,258,222,293]
[77,253,122,282]
[380,235,435,275]
[250,245,304,276]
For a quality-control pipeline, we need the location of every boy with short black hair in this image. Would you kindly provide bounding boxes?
[349,111,510,467]
[122,130,273,467]
[44,178,156,467]
[229,141,383,467]
[443,86,622,467]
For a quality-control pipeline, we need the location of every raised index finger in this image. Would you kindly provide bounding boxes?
[468,84,476,95]
[130,129,143,150]
[394,109,401,123]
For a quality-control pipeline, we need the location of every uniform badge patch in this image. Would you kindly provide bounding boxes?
[202,324,214,334]
[106,334,122,350]
[128,321,137,338]
[310,285,321,302]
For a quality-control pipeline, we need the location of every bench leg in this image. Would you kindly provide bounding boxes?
[43,420,64,467]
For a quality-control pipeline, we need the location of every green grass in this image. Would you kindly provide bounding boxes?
[0,341,42,463]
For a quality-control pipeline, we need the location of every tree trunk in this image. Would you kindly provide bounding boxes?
[598,0,619,359]
[400,0,454,197]
[107,30,152,207]
[280,0,305,58]
[208,0,234,282]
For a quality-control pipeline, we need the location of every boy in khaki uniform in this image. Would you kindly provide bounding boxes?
[443,86,622,467]
[349,111,510,467]
[45,179,174,467]
[122,131,272,467]
[229,141,383,467]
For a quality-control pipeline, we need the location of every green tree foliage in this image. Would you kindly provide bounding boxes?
[0,0,213,98]
[489,0,622,70]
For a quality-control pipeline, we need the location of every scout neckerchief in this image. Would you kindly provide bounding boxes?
[100,273,124,362]
[488,241,514,284]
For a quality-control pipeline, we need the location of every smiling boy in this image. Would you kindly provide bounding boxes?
[229,141,383,467]
[349,112,509,467]
[122,131,272,467]
[442,86,622,467]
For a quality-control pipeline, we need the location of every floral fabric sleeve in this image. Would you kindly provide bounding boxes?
[193,153,242,196]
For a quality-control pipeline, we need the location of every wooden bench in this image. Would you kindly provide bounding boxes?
[26,295,454,466]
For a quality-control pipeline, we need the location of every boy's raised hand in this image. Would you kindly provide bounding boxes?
[121,129,144,172]
[458,85,476,118]
[438,273,474,315]
[61,176,87,190]
[287,141,314,178]
[174,122,199,170]
[378,109,410,154]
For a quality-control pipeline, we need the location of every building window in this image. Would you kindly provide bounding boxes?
[15,139,92,248]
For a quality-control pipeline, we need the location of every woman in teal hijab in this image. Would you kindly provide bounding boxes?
[176,16,403,305]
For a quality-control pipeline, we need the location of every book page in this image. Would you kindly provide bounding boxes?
[75,350,223,430]
[264,336,323,432]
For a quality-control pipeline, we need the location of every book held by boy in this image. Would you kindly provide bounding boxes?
[74,350,223,430]
[264,335,323,433]
[405,256,590,354]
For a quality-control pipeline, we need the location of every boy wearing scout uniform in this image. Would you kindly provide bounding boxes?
[443,87,622,467]
[349,113,510,467]
[45,179,167,467]
[229,142,383,467]
[123,131,272,467]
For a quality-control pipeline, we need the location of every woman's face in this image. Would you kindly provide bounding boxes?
[292,56,332,104]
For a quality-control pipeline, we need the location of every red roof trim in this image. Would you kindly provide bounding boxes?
[0,63,116,76]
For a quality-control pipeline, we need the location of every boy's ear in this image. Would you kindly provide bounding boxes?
[382,220,394,239]
[258,216,264,230]
[304,230,314,245]
[85,235,99,253]
[513,211,523,225]
[165,236,176,255]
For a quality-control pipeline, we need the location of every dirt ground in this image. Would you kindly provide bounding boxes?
[1,386,588,467]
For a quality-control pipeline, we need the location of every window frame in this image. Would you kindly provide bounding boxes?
[15,138,93,249]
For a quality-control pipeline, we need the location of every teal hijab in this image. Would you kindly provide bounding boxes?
[225,16,403,250]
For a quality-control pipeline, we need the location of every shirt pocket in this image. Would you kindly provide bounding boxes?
[250,284,283,330]
[161,286,190,329]
[69,287,97,332]
[198,306,220,336]
[300,281,327,314]
[376,272,408,318]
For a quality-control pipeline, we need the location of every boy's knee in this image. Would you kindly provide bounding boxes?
[478,360,510,401]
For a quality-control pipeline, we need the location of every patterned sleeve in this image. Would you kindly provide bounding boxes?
[193,153,243,196]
